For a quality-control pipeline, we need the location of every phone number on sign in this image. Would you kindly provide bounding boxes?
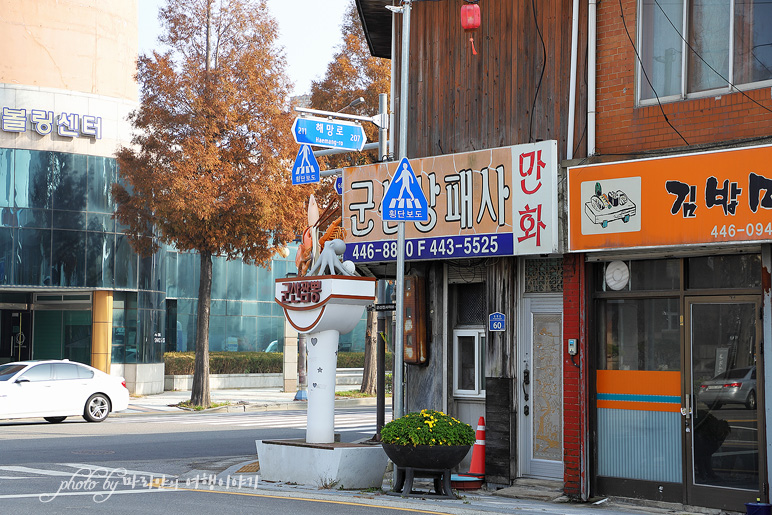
[711,222,772,239]
[345,234,514,263]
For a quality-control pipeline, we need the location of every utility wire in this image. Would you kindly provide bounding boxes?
[653,0,772,115]
[529,0,546,143]
[619,0,689,146]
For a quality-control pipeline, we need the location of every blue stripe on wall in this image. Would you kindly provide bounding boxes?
[597,393,681,404]
[598,408,682,483]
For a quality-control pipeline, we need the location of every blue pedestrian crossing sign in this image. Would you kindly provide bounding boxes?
[381,158,429,221]
[334,176,343,195]
[292,144,320,185]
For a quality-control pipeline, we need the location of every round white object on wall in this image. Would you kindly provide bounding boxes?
[605,260,629,291]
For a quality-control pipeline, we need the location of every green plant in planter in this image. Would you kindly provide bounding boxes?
[381,409,475,446]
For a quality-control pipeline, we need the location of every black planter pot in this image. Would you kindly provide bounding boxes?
[382,443,471,470]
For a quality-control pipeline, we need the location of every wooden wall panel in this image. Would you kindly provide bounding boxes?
[392,0,588,161]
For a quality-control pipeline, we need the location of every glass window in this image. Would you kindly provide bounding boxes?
[86,213,114,233]
[178,252,199,298]
[596,259,679,291]
[226,260,243,300]
[52,153,87,212]
[53,363,80,380]
[86,231,114,287]
[87,156,116,213]
[76,364,94,379]
[16,208,51,229]
[212,256,227,300]
[241,264,257,301]
[0,227,12,284]
[20,364,52,382]
[52,230,86,287]
[453,329,485,396]
[638,0,772,102]
[17,228,51,286]
[453,283,485,325]
[0,148,13,207]
[688,254,761,289]
[734,0,772,84]
[687,0,731,93]
[597,298,681,371]
[33,311,63,359]
[52,210,86,230]
[63,311,92,365]
[115,234,138,289]
[640,0,684,99]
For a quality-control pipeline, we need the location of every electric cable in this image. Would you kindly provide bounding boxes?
[618,0,689,146]
[529,0,546,144]
[653,0,772,115]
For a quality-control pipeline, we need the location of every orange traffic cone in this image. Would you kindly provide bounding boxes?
[451,416,485,490]
[467,416,486,478]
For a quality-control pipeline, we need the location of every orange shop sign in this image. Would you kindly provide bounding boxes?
[341,142,559,263]
[567,144,772,252]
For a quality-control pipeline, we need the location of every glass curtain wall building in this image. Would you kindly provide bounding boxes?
[0,2,366,395]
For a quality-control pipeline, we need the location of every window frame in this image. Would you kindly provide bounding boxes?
[452,328,486,398]
[636,0,772,106]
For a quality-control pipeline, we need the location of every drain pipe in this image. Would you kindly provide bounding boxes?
[567,0,580,160]
[588,0,597,156]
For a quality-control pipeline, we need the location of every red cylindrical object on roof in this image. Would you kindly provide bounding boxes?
[461,3,481,32]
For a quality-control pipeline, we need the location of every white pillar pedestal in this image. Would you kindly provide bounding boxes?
[306,329,339,443]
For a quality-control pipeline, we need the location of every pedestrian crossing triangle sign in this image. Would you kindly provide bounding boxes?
[291,144,320,185]
[381,157,429,221]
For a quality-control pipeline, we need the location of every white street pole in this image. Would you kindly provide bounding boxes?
[394,0,411,420]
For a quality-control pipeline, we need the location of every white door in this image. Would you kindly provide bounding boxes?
[518,295,563,479]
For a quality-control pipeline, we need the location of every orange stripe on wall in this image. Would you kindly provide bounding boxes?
[597,370,680,397]
[597,400,681,412]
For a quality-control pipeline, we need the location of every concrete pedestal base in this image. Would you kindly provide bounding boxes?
[255,439,388,489]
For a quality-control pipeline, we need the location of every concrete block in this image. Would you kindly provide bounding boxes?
[255,439,388,490]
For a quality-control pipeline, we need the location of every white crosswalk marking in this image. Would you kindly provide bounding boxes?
[108,411,391,432]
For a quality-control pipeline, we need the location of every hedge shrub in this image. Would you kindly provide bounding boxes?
[164,351,394,375]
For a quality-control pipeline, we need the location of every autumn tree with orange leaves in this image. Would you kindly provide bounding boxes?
[310,1,391,396]
[115,0,310,408]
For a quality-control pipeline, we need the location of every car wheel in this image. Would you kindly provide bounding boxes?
[44,416,66,424]
[746,390,757,410]
[83,393,111,422]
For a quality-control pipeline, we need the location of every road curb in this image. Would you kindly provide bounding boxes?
[116,396,389,417]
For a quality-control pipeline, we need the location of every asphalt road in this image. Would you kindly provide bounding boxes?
[0,408,648,515]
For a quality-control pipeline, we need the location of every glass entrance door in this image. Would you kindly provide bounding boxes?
[686,297,763,509]
[0,311,32,363]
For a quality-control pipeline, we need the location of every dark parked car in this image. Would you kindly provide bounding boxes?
[698,366,756,409]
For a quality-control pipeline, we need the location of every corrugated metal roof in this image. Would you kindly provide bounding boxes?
[355,0,392,58]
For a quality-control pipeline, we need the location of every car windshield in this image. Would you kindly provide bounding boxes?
[0,364,27,381]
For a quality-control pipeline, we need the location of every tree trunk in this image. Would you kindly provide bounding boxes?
[360,307,378,395]
[191,250,213,407]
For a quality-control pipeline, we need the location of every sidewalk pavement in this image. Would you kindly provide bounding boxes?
[119,389,736,515]
[122,385,381,415]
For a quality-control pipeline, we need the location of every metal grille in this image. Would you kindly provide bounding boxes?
[524,258,563,293]
[454,282,485,325]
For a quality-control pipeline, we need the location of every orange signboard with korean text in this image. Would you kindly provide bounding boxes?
[342,142,559,263]
[567,145,772,252]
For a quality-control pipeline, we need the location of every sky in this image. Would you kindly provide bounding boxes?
[137,0,352,96]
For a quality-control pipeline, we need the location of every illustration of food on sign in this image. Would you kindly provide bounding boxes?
[584,182,637,228]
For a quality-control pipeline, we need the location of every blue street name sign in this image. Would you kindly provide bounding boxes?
[381,157,429,222]
[292,116,366,151]
[489,312,506,332]
[291,144,320,185]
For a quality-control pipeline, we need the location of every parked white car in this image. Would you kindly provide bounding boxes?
[0,360,129,423]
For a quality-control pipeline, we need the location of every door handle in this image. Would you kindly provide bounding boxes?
[680,394,692,416]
